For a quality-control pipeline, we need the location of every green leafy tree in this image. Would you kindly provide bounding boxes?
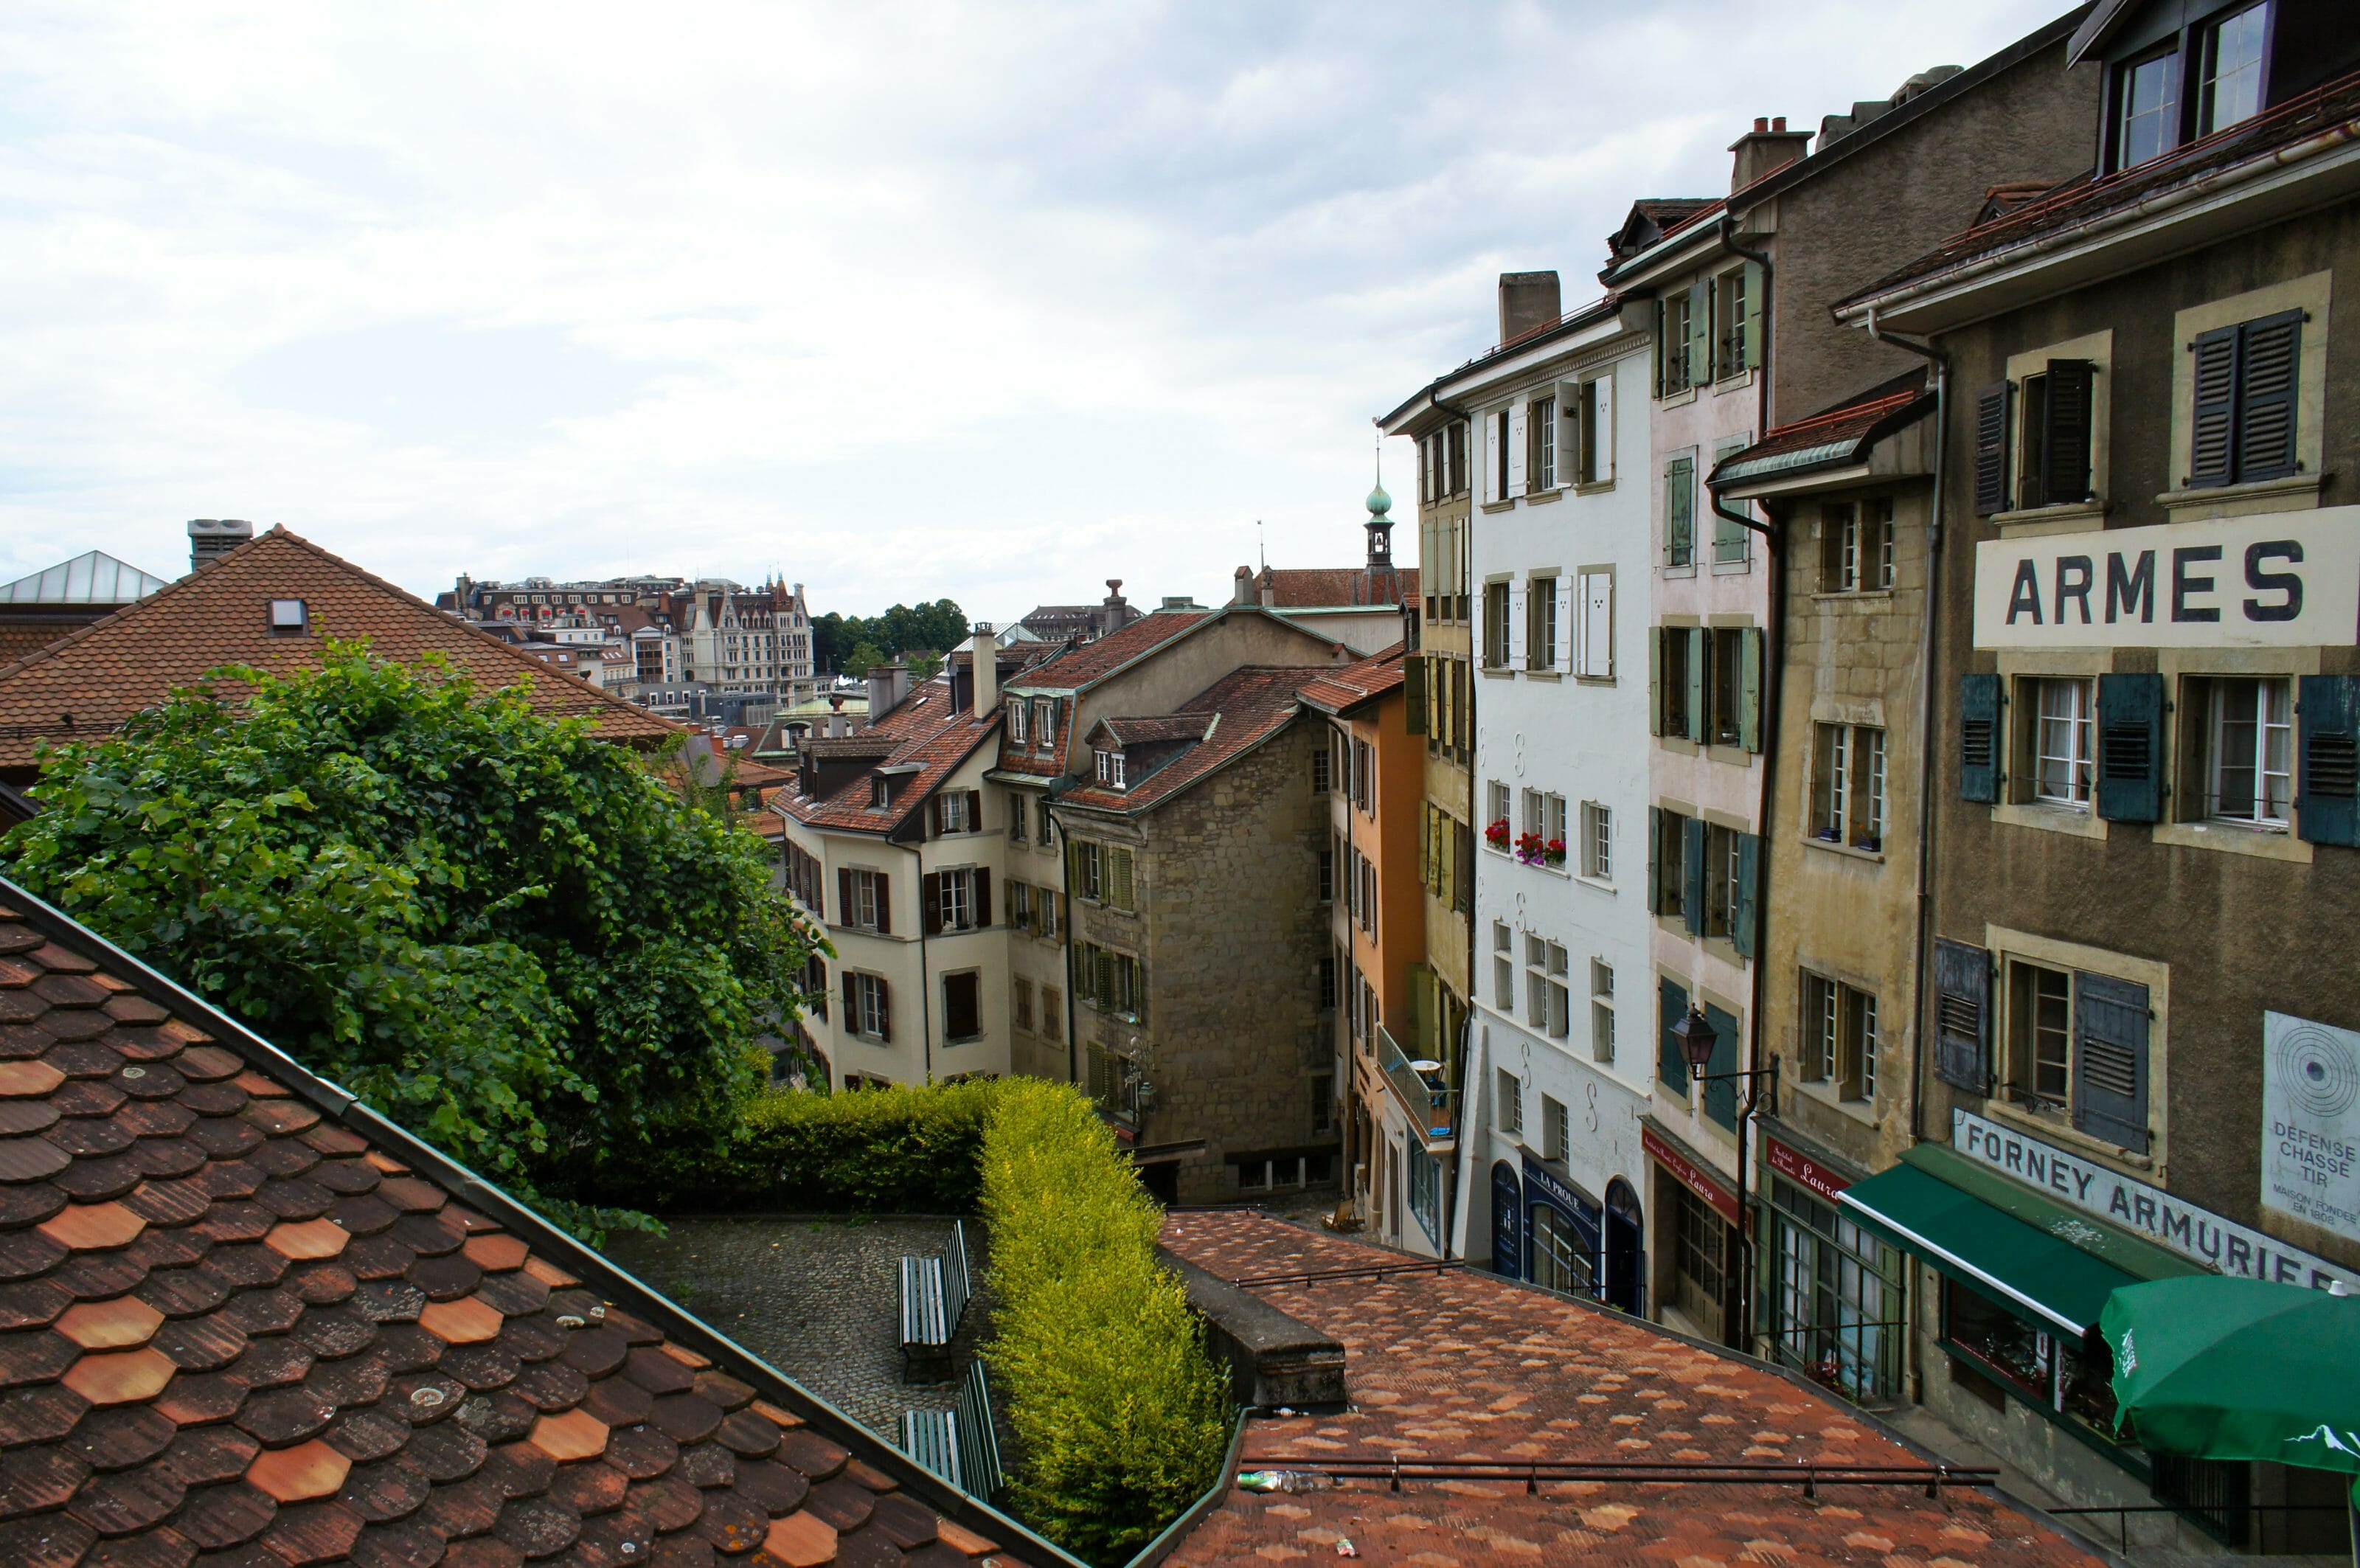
[1,645,823,1235]
[840,640,887,678]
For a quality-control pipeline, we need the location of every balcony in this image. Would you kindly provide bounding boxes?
[1378,1025,1457,1153]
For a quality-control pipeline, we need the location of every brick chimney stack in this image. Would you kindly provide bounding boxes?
[1729,114,1812,192]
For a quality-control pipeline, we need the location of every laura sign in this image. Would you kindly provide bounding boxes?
[1973,507,2360,649]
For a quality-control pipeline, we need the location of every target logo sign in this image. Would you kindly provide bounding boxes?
[2263,1012,2360,1247]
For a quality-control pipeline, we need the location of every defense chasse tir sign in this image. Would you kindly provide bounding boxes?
[1974,506,2360,650]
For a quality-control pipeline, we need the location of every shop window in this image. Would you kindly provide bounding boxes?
[1670,1184,1725,1331]
[1406,1144,1441,1243]
[1766,1176,1903,1401]
[1529,1201,1596,1296]
[1940,1278,2123,1442]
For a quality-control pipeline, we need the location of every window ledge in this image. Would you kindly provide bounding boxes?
[2157,470,2326,519]
[1982,1097,2154,1173]
[1658,387,1699,409]
[1809,589,1897,604]
[1657,736,1699,757]
[1710,558,1754,575]
[1991,501,2106,535]
[1481,499,1519,514]
[1524,488,1564,507]
[1524,668,1564,682]
[1704,743,1756,769]
[1992,799,2109,842]
[2151,819,2314,863]
[1574,479,1617,496]
[1573,672,1617,685]
[1795,1080,1880,1123]
[1714,367,1757,395]
[1479,666,1516,679]
[1662,563,1699,579]
[1802,835,1887,864]
[1573,873,1617,896]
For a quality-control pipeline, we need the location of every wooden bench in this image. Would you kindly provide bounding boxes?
[897,1221,973,1382]
[898,1359,1004,1500]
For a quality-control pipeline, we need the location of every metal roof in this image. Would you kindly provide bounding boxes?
[0,549,169,605]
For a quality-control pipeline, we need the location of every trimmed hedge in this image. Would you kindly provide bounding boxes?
[623,1079,1007,1214]
[981,1081,1230,1562]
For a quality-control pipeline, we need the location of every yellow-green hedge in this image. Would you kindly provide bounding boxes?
[980,1081,1231,1561]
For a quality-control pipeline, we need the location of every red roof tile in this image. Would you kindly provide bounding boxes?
[1710,369,1934,482]
[0,875,1068,1567]
[1260,567,1416,609]
[1297,644,1406,715]
[1004,613,1212,693]
[0,530,678,771]
[774,679,1001,838]
[1056,665,1326,813]
[1160,1212,2107,1568]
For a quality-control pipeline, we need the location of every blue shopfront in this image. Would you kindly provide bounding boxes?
[1491,1153,1647,1312]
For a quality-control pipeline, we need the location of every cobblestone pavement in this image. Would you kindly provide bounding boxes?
[605,1214,993,1440]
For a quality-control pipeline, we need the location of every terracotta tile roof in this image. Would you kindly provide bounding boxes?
[1296,645,1406,716]
[1055,665,1324,814]
[0,530,678,772]
[1260,568,1415,610]
[0,877,1069,1568]
[1159,1212,2107,1568]
[1002,614,1211,695]
[774,681,1000,838]
[0,620,97,668]
[1089,715,1210,747]
[1844,66,2360,308]
[1710,369,1934,486]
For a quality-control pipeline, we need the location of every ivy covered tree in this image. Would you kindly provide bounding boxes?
[2,645,823,1235]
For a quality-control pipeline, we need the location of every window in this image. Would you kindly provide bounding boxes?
[1008,698,1029,745]
[1659,289,1696,396]
[943,971,982,1043]
[1013,978,1035,1033]
[1712,264,1751,381]
[1519,788,1567,867]
[935,868,978,931]
[1493,409,1512,500]
[1526,574,1558,671]
[2189,311,2302,488]
[2114,44,2181,170]
[843,869,886,932]
[1528,395,1557,490]
[1580,802,1611,881]
[2197,4,2267,136]
[1811,724,1887,851]
[2016,361,2097,508]
[871,777,891,810]
[1036,797,1055,843]
[2188,675,2293,827]
[1319,951,1337,1010]
[1573,374,1610,486]
[1492,921,1513,1011]
[1406,1145,1440,1243]
[1351,738,1373,813]
[1653,808,1690,922]
[1800,973,1878,1102]
[1042,988,1062,1041]
[2003,958,2153,1153]
[1077,841,1103,901]
[1317,846,1335,903]
[1446,420,1468,496]
[938,791,974,833]
[801,954,828,1020]
[1665,457,1696,566]
[1076,943,1145,1020]
[1032,699,1058,749]
[1819,498,1895,592]
[1008,881,1033,932]
[1094,749,1127,788]
[1703,822,1744,943]
[1545,942,1572,1038]
[1311,1075,1334,1136]
[1659,627,1693,738]
[268,599,308,635]
[1575,570,1612,678]
[1008,795,1027,843]
[1541,1095,1569,1161]
[1671,1184,1726,1329]
[1590,960,1615,1064]
[1524,936,1549,1030]
[1485,780,1511,850]
[1496,1069,1524,1135]
[844,972,890,1041]
[1483,580,1512,668]
[1311,747,1331,794]
[2022,676,2095,808]
[1702,627,1751,748]
[1356,853,1377,936]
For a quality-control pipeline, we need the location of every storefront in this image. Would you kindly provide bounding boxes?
[1645,1122,1739,1342]
[1523,1151,1603,1297]
[1757,1134,1906,1402]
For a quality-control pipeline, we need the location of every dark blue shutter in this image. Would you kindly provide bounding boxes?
[1647,806,1662,917]
[2297,675,2360,847]
[1681,816,1706,937]
[1960,673,2002,802]
[1732,833,1760,960]
[2096,673,2165,822]
[1490,1162,1524,1281]
[1703,1003,1741,1132]
[2238,311,2302,483]
[1658,977,1690,1093]
[1684,627,1707,742]
[1973,383,2010,515]
[2072,973,2151,1154]
[1932,938,1991,1094]
[2188,326,2238,487]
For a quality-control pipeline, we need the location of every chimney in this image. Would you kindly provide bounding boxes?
[1259,566,1276,608]
[187,518,253,573]
[970,622,999,715]
[1729,115,1812,192]
[867,659,909,720]
[1233,566,1254,607]
[1497,271,1561,345]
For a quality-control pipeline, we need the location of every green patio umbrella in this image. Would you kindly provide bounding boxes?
[2103,1276,2360,1505]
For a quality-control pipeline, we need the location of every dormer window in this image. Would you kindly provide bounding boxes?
[268,599,308,636]
[1095,749,1128,789]
[1009,698,1030,745]
[2115,45,2180,170]
[872,777,891,809]
[2106,1,2272,174]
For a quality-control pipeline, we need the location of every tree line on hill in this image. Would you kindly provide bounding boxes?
[809,598,968,679]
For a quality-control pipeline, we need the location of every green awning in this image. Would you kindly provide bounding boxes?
[1839,1159,2143,1338]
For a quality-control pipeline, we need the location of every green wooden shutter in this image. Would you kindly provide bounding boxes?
[1667,457,1695,564]
[1740,259,1763,372]
[1684,627,1707,743]
[1646,807,1662,917]
[2297,674,2360,846]
[2072,972,2151,1154]
[1404,653,1427,735]
[1973,383,2010,515]
[2043,358,2095,504]
[2238,310,2302,482]
[1738,627,1764,753]
[1658,976,1690,1093]
[2188,325,2238,487]
[1703,1002,1741,1131]
[1733,833,1760,960]
[1648,629,1664,736]
[2095,672,2165,822]
[1681,816,1706,937]
[1960,673,2002,802]
[1687,279,1711,389]
[1932,939,1992,1094]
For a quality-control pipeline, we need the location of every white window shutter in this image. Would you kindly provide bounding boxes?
[1483,415,1502,502]
[1507,406,1526,497]
[1554,576,1574,671]
[1583,573,1614,677]
[1595,377,1614,482]
[1507,584,1527,667]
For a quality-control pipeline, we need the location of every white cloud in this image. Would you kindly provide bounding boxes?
[0,0,2064,626]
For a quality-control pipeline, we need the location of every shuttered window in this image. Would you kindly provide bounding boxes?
[1972,383,2010,516]
[2188,311,2303,488]
[1666,457,1696,566]
[1959,673,2002,802]
[1932,939,1991,1093]
[942,971,982,1043]
[2297,675,2360,846]
[2020,359,2095,508]
[2072,973,2151,1154]
[2094,672,2165,822]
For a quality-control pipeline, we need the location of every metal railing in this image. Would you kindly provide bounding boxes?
[1376,1025,1456,1146]
[2045,1502,2351,1558]
[1242,1452,1998,1500]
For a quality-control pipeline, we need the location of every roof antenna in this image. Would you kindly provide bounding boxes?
[1257,521,1266,573]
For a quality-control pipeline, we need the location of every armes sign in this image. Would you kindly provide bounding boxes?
[1974,507,2360,649]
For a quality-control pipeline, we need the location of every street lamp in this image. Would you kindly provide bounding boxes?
[1673,1006,1779,1353]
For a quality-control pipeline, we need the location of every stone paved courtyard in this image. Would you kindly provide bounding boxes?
[605,1214,993,1440]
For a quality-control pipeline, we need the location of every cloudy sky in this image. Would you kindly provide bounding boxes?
[1,1,2064,626]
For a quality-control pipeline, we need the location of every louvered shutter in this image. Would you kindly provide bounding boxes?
[874,874,890,934]
[1681,816,1706,937]
[1973,383,2010,515]
[2297,674,2360,846]
[1404,653,1427,735]
[2238,310,2302,482]
[2072,972,2151,1154]
[944,972,979,1042]
[1733,833,1760,960]
[974,870,991,928]
[2188,326,2238,487]
[2042,359,2095,504]
[1553,577,1574,671]
[838,868,853,926]
[1740,259,1764,372]
[1684,627,1707,743]
[2095,672,2165,822]
[840,969,857,1025]
[1959,673,2002,802]
[875,979,891,1044]
[1507,583,1527,667]
[1110,848,1134,911]
[1653,297,1668,397]
[1658,976,1690,1092]
[1648,628,1664,735]
[1931,939,1991,1093]
[1687,279,1711,389]
[1703,1002,1740,1131]
[920,873,943,935]
[1738,627,1764,753]
[1667,457,1695,563]
[1646,807,1662,916]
